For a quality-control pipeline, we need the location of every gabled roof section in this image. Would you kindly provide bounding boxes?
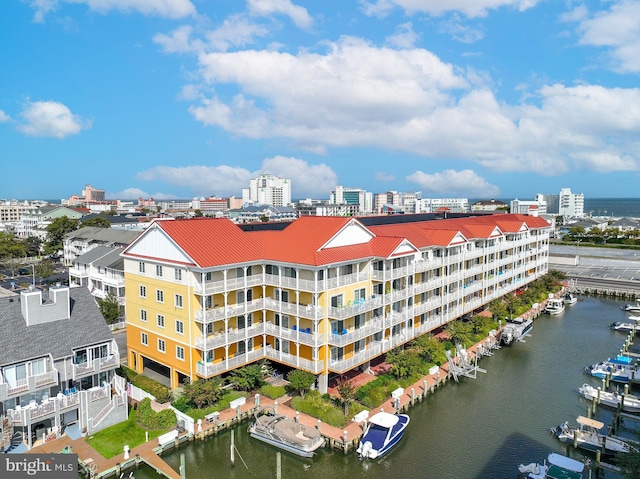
[321,218,375,249]
[423,229,467,247]
[122,220,198,266]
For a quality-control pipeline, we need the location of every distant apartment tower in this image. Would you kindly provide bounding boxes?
[330,186,373,214]
[417,198,469,214]
[374,191,422,214]
[558,188,584,218]
[510,196,548,215]
[243,174,292,207]
[83,184,105,202]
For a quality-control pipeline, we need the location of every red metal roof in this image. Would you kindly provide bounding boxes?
[123,214,550,268]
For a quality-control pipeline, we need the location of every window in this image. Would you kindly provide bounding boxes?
[283,267,296,278]
[205,296,213,309]
[141,332,148,346]
[140,309,147,322]
[157,314,165,328]
[175,320,184,334]
[156,265,163,277]
[156,289,164,303]
[139,262,146,273]
[205,272,212,281]
[175,294,183,308]
[330,294,343,308]
[174,268,182,281]
[354,313,365,329]
[339,264,353,276]
[354,288,366,302]
[176,346,185,360]
[275,289,289,303]
[139,285,146,298]
[158,339,166,353]
[266,264,279,275]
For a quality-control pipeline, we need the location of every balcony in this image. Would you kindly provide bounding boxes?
[0,367,59,402]
[7,392,80,426]
[329,343,383,374]
[195,298,266,323]
[195,323,265,350]
[327,296,382,319]
[194,275,263,295]
[262,322,324,346]
[196,348,277,378]
[328,318,383,347]
[263,346,324,374]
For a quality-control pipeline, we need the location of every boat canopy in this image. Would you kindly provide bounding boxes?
[547,453,585,472]
[576,416,604,429]
[368,411,400,428]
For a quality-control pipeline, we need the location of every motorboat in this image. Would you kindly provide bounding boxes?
[621,301,640,312]
[544,298,565,315]
[248,408,325,457]
[356,411,410,459]
[562,292,578,305]
[585,355,638,384]
[609,321,640,334]
[578,383,640,413]
[551,415,636,455]
[518,452,585,479]
[500,317,534,345]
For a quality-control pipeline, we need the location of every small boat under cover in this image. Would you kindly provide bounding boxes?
[518,452,584,479]
[356,411,410,459]
[248,408,325,457]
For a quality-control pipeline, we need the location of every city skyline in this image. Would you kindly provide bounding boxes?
[2,1,640,201]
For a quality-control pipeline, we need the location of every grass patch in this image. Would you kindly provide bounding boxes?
[86,408,170,459]
[259,384,286,399]
[290,390,345,427]
[179,390,248,421]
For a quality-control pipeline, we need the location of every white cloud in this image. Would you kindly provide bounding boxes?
[136,165,252,197]
[247,0,313,29]
[360,0,539,18]
[106,187,178,200]
[30,0,196,22]
[570,0,640,73]
[0,110,10,122]
[375,171,396,182]
[385,22,419,49]
[437,15,485,43]
[17,100,91,138]
[407,169,500,197]
[259,156,338,197]
[135,157,337,198]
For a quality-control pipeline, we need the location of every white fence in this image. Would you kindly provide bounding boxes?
[108,321,127,331]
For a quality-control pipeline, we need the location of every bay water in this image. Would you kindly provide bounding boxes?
[135,296,640,478]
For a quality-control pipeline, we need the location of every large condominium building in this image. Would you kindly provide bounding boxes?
[559,188,584,218]
[330,186,373,214]
[243,174,292,207]
[122,213,550,393]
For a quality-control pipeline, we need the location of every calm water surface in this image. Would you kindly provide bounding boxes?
[135,296,640,479]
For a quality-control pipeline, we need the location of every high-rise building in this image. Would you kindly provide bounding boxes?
[558,188,584,218]
[242,174,292,207]
[122,213,550,392]
[330,186,373,214]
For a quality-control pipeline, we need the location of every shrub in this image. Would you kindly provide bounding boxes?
[290,390,346,427]
[136,398,176,430]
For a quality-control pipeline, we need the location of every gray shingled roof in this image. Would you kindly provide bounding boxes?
[74,245,117,265]
[92,248,124,270]
[64,226,140,245]
[0,287,114,365]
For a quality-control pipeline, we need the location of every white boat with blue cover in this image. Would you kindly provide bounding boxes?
[356,411,410,459]
[585,355,638,384]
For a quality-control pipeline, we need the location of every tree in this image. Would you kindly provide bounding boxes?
[385,348,422,379]
[336,378,357,415]
[83,216,111,228]
[227,363,266,391]
[34,259,56,285]
[410,334,446,365]
[24,236,42,257]
[44,216,79,256]
[445,320,473,348]
[182,377,224,409]
[615,436,640,479]
[0,232,27,276]
[98,293,124,324]
[193,209,203,217]
[286,369,315,398]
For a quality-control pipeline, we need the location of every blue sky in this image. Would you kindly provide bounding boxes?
[2,0,640,201]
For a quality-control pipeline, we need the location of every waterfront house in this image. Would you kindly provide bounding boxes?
[0,286,127,451]
[121,213,550,393]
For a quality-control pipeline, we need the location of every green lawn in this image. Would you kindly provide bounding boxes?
[86,408,170,459]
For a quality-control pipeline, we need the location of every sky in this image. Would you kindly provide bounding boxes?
[2,0,640,202]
